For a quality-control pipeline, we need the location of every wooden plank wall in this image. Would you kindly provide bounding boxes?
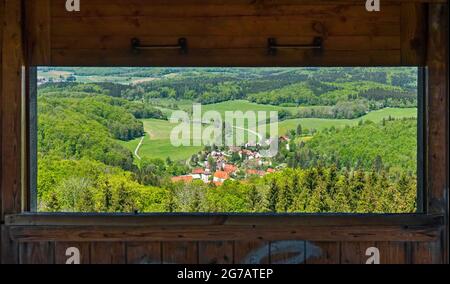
[2,214,445,264]
[1,0,24,221]
[25,0,430,67]
[6,240,443,264]
[426,4,448,263]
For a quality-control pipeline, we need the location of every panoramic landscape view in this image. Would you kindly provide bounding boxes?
[37,67,418,213]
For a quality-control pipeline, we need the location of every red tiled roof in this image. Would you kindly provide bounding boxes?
[171,176,193,183]
[223,164,238,174]
[192,168,205,174]
[267,168,276,173]
[247,169,266,176]
[214,171,230,180]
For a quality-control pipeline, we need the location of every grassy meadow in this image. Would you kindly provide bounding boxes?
[120,103,417,162]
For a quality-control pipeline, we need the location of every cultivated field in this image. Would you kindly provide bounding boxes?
[120,105,417,162]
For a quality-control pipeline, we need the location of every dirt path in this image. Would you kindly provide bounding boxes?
[232,125,263,142]
[134,136,145,160]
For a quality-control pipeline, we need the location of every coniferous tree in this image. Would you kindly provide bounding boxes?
[331,176,351,212]
[278,181,294,212]
[378,171,394,212]
[395,173,415,213]
[47,191,61,212]
[247,185,261,212]
[373,155,384,173]
[116,183,132,212]
[79,187,95,212]
[102,180,113,212]
[267,180,279,213]
[296,124,303,136]
[307,181,328,212]
[164,186,177,213]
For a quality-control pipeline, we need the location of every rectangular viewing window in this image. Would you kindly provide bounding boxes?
[31,67,421,214]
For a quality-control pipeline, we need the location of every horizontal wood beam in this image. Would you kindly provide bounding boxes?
[5,223,442,242]
[6,214,443,242]
[6,213,444,226]
[47,0,450,10]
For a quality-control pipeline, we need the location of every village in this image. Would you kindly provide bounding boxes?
[171,136,291,186]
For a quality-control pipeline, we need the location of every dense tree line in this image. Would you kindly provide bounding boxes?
[49,67,418,110]
[39,86,166,120]
[38,105,135,170]
[39,67,184,78]
[39,82,129,98]
[248,80,417,110]
[358,87,417,107]
[294,100,369,119]
[39,161,416,214]
[282,118,417,174]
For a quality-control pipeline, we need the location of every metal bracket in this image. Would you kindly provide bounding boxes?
[131,38,188,54]
[268,37,323,55]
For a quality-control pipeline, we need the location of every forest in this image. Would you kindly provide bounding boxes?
[37,67,419,213]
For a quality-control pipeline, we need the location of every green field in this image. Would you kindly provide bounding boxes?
[277,107,417,135]
[120,106,417,162]
[151,99,323,117]
[201,100,302,115]
[119,119,202,161]
[39,70,161,85]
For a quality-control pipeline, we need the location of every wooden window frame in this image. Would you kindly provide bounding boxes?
[1,0,447,263]
[7,64,440,243]
[25,66,428,215]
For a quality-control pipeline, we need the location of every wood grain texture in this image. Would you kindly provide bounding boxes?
[25,0,427,66]
[1,0,23,221]
[341,241,409,264]
[25,0,51,65]
[427,4,448,214]
[426,3,448,262]
[411,241,443,264]
[270,240,306,264]
[198,241,233,264]
[305,242,340,264]
[19,242,54,264]
[401,3,427,65]
[234,240,270,264]
[340,241,376,264]
[50,0,404,18]
[377,242,408,264]
[54,242,90,264]
[1,225,18,264]
[126,242,162,264]
[5,213,444,227]
[0,239,445,264]
[90,242,126,264]
[7,224,442,242]
[48,0,446,19]
[162,242,198,264]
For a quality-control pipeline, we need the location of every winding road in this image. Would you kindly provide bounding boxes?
[134,136,145,160]
[133,121,265,162]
